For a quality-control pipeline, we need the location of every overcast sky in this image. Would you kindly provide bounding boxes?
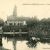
[0,0,50,21]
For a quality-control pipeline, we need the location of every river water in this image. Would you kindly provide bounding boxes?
[2,37,50,50]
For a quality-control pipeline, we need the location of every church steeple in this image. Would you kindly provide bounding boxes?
[13,5,17,17]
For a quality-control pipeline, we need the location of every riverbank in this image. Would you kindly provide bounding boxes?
[0,46,10,50]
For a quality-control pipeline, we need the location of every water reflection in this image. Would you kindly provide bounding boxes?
[26,38,38,48]
[2,37,34,50]
[2,37,50,50]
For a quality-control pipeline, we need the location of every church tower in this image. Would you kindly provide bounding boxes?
[13,5,17,17]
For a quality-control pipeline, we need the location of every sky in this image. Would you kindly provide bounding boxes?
[0,0,50,21]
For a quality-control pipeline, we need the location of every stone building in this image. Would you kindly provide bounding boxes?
[5,6,27,26]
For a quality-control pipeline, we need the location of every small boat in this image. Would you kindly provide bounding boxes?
[32,37,40,41]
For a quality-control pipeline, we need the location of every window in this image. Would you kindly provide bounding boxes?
[9,23,12,25]
[14,23,16,26]
[23,21,27,25]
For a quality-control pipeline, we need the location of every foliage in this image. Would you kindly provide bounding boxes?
[0,18,4,26]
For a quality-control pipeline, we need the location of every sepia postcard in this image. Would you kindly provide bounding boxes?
[0,0,50,50]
